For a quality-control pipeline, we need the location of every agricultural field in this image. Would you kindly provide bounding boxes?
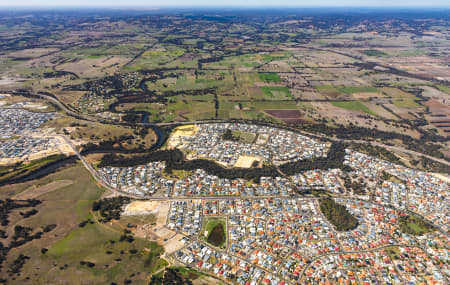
[0,7,449,284]
[1,8,448,159]
[330,101,376,116]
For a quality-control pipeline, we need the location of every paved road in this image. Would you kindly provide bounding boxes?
[298,242,450,283]
[10,90,449,167]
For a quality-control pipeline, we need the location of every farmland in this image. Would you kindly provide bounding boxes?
[331,101,376,116]
[1,7,447,159]
[0,7,449,285]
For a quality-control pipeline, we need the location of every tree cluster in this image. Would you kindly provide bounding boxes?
[149,268,193,285]
[319,198,358,231]
[221,129,240,141]
[399,214,435,236]
[92,197,131,223]
[0,199,41,226]
[99,142,349,183]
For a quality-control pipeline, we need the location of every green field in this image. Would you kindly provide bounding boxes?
[0,163,168,284]
[399,214,435,236]
[231,130,257,144]
[258,72,281,83]
[124,45,186,70]
[167,95,216,121]
[382,87,422,109]
[434,84,450,94]
[331,101,376,116]
[260,86,292,100]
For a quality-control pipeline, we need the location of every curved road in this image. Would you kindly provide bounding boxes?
[10,90,449,167]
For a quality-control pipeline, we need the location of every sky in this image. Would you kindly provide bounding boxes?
[0,0,449,7]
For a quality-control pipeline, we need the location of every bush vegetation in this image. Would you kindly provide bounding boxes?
[92,197,131,223]
[399,214,435,236]
[319,198,358,231]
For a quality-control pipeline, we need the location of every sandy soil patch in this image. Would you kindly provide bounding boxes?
[0,157,22,166]
[13,180,73,200]
[168,125,199,148]
[123,201,160,215]
[172,125,198,137]
[23,102,48,110]
[130,201,184,253]
[0,77,21,86]
[84,153,105,165]
[234,155,261,168]
[162,234,185,254]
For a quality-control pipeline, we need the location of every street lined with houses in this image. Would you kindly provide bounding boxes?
[0,101,448,284]
[95,123,449,284]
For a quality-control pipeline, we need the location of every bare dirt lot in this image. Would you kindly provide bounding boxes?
[234,155,262,168]
[123,200,160,215]
[127,201,185,254]
[265,109,308,124]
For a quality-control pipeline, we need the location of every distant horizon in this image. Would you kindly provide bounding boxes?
[0,6,450,11]
[1,1,450,9]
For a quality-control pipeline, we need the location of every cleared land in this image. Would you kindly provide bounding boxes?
[0,163,168,284]
[234,155,262,168]
[13,179,74,200]
[331,101,376,116]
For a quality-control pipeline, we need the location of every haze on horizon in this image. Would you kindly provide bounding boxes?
[0,0,449,7]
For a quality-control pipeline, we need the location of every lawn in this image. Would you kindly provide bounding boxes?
[231,130,257,144]
[200,218,227,249]
[331,101,376,116]
[399,214,435,236]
